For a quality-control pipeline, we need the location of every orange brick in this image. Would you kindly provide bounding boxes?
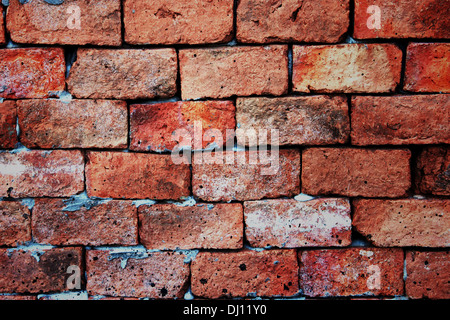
[0,201,31,246]
[0,100,17,149]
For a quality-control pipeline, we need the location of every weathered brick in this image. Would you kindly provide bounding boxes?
[192,149,300,201]
[191,250,299,298]
[86,152,190,200]
[0,150,84,198]
[236,95,350,146]
[179,45,288,100]
[292,44,402,93]
[0,48,65,99]
[406,251,450,299]
[244,198,351,248]
[130,101,235,152]
[7,0,121,46]
[67,49,177,100]
[0,295,36,300]
[86,249,189,299]
[299,248,404,297]
[416,147,449,196]
[353,199,449,247]
[32,198,138,246]
[0,247,83,294]
[351,95,450,145]
[237,0,349,43]
[302,148,411,197]
[354,0,450,39]
[124,0,233,45]
[404,43,450,93]
[0,201,31,246]
[0,5,5,45]
[0,100,17,149]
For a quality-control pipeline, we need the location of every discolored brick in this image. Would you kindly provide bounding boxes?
[416,147,450,196]
[0,100,17,149]
[0,201,31,246]
[0,5,5,45]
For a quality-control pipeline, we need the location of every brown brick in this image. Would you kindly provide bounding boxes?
[302,148,411,197]
[67,48,177,100]
[404,43,450,93]
[0,201,31,246]
[0,48,65,99]
[416,147,449,196]
[406,251,450,299]
[124,0,233,45]
[292,44,402,93]
[351,95,450,145]
[0,100,17,149]
[32,198,138,246]
[138,203,243,250]
[299,248,404,297]
[0,150,84,198]
[130,101,235,152]
[236,95,350,146]
[86,249,189,299]
[191,250,299,298]
[179,45,288,100]
[0,5,5,45]
[244,198,351,248]
[86,152,190,200]
[7,0,121,46]
[353,199,449,247]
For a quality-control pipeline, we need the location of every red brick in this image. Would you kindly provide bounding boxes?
[351,95,450,145]
[18,99,128,149]
[0,150,84,198]
[7,0,121,46]
[302,148,411,197]
[244,198,351,248]
[292,44,402,93]
[191,250,299,298]
[86,249,189,299]
[32,198,138,246]
[416,147,449,196]
[179,45,288,100]
[0,247,83,294]
[0,295,36,300]
[237,0,349,43]
[124,0,233,45]
[192,149,300,201]
[138,203,243,250]
[0,100,17,149]
[86,152,190,200]
[0,5,5,45]
[404,43,450,93]
[406,251,450,299]
[299,248,404,297]
[353,199,449,247]
[67,49,177,100]
[0,201,31,246]
[0,48,65,99]
[130,101,235,152]
[236,95,350,146]
[354,0,450,39]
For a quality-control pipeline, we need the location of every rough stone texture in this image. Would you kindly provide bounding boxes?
[86,152,190,200]
[32,199,138,246]
[0,201,31,246]
[237,0,349,43]
[236,95,350,146]
[191,250,299,298]
[354,0,450,39]
[67,48,177,100]
[7,0,121,46]
[416,147,450,196]
[130,101,235,152]
[192,149,300,201]
[86,250,189,299]
[124,0,233,45]
[406,251,450,299]
[0,247,83,294]
[0,5,5,45]
[244,198,351,248]
[0,48,65,99]
[179,45,288,100]
[302,148,411,197]
[292,44,402,93]
[18,99,128,149]
[351,95,450,145]
[299,248,404,297]
[404,43,450,93]
[0,100,17,149]
[138,203,243,250]
[353,199,449,247]
[0,150,84,198]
